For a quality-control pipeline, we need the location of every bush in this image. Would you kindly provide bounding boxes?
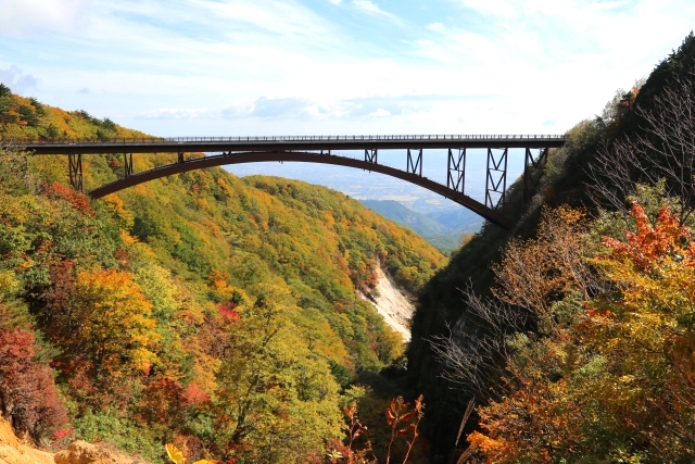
[0,327,69,440]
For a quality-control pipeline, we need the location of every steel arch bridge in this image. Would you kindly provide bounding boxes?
[6,134,567,229]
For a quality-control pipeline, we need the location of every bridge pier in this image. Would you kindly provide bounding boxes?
[68,153,83,192]
[124,153,133,178]
[485,148,508,210]
[365,148,377,164]
[407,149,423,176]
[447,148,466,193]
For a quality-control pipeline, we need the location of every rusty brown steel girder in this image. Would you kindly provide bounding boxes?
[88,151,513,229]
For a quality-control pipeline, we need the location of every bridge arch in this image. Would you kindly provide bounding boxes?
[11,135,567,230]
[89,150,512,228]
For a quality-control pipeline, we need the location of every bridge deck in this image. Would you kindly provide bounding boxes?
[8,134,566,155]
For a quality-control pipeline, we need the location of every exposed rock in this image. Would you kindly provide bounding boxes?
[0,416,53,464]
[54,441,148,464]
[358,265,415,341]
[0,416,150,464]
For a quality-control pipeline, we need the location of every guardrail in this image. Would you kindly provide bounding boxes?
[4,134,566,145]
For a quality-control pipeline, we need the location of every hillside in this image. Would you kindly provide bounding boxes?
[359,200,460,252]
[359,200,484,253]
[405,33,695,462]
[425,208,483,236]
[0,87,446,464]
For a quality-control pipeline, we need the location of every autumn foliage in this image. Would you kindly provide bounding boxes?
[461,203,695,462]
[1,93,443,462]
[0,326,68,439]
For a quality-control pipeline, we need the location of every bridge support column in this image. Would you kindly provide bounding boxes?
[447,148,466,193]
[68,153,83,192]
[485,148,508,210]
[124,153,133,178]
[407,148,422,176]
[178,152,184,163]
[365,149,377,163]
[523,147,549,205]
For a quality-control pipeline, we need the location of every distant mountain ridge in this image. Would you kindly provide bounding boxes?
[359,199,483,252]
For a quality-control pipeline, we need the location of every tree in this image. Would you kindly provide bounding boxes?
[430,287,523,400]
[584,203,695,457]
[431,207,592,401]
[62,269,160,379]
[213,282,342,464]
[0,326,69,440]
[587,71,695,223]
[464,203,695,462]
[17,105,39,127]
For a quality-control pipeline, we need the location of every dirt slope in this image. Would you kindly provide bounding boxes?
[359,266,416,341]
[0,417,149,464]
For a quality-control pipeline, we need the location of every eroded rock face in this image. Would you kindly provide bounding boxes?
[54,441,148,464]
[0,416,53,464]
[358,265,416,341]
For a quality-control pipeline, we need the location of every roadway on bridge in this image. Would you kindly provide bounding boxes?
[10,134,567,155]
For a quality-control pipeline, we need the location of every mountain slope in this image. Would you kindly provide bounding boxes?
[405,32,695,460]
[360,200,452,237]
[359,199,461,251]
[0,91,446,463]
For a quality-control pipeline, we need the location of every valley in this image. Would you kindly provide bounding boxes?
[1,23,695,464]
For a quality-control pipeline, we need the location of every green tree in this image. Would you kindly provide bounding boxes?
[18,105,39,127]
[214,282,342,464]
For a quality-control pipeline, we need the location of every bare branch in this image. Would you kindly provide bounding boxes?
[586,71,695,222]
[429,284,525,401]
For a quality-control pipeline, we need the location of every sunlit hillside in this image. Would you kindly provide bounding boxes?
[406,32,695,463]
[0,86,445,464]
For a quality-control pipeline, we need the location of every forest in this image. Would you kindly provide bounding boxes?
[406,32,695,463]
[1,32,695,464]
[0,80,445,463]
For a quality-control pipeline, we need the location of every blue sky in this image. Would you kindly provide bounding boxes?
[0,0,693,137]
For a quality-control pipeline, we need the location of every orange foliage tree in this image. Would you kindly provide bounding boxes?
[465,203,695,462]
[62,269,160,380]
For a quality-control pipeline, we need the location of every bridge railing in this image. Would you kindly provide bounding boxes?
[6,134,567,145]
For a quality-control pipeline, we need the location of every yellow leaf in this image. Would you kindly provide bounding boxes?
[165,443,186,464]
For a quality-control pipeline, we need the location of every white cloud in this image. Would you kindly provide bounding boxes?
[0,66,39,93]
[136,108,218,120]
[368,108,391,118]
[2,0,693,140]
[0,0,85,37]
[426,23,446,33]
[352,0,403,24]
[455,0,517,17]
